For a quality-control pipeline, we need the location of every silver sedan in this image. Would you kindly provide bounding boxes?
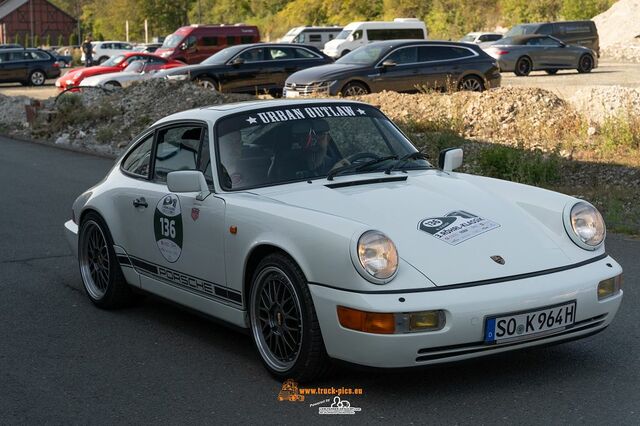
[483,35,597,76]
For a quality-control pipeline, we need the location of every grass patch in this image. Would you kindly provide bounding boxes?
[477,145,561,186]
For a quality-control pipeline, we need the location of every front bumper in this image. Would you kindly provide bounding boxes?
[310,256,622,368]
[64,220,78,258]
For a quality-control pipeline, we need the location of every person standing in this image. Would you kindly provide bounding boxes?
[82,34,93,67]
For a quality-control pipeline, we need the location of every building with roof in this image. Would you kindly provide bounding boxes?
[0,0,77,45]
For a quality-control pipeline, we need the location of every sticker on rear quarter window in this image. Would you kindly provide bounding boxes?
[154,194,183,263]
[418,210,500,245]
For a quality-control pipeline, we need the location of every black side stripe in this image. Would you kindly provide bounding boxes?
[309,253,608,295]
[125,255,243,306]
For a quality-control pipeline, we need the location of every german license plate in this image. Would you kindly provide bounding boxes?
[286,90,300,98]
[484,301,576,343]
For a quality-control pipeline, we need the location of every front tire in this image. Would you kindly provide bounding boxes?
[196,76,218,91]
[79,213,134,309]
[577,54,594,73]
[249,253,330,382]
[514,56,532,76]
[341,81,369,96]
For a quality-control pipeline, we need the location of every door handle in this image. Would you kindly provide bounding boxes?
[133,197,148,208]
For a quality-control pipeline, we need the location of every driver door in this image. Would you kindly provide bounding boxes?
[116,123,231,305]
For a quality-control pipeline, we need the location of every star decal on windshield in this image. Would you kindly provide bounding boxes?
[246,116,257,124]
[356,109,366,115]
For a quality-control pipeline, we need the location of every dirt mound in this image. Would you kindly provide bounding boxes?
[593,0,640,62]
[355,87,581,150]
[569,86,640,123]
[31,79,254,155]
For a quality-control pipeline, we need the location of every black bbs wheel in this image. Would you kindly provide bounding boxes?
[78,213,134,309]
[249,253,330,382]
[577,55,594,73]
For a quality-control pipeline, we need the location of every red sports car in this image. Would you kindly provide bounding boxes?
[55,52,185,90]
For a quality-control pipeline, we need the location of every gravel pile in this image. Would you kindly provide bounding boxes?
[593,0,640,62]
[33,79,254,155]
[355,87,580,150]
[0,94,30,129]
[569,86,640,123]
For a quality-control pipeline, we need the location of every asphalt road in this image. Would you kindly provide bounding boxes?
[1,136,638,424]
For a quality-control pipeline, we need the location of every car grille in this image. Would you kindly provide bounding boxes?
[284,82,330,96]
[414,313,608,362]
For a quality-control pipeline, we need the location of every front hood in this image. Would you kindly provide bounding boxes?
[81,71,138,86]
[254,171,593,287]
[286,63,368,84]
[165,63,221,75]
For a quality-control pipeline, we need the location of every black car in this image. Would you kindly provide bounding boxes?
[163,43,333,96]
[0,48,60,86]
[285,40,501,97]
[504,21,599,57]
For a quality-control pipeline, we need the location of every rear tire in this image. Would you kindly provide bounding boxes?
[78,212,135,309]
[458,75,485,92]
[341,81,369,96]
[514,56,532,76]
[248,253,331,382]
[545,69,558,75]
[104,80,121,89]
[577,54,594,73]
[28,70,46,86]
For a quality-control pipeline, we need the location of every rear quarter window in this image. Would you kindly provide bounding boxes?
[122,134,154,178]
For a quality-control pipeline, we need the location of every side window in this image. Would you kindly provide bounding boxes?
[526,38,542,46]
[186,36,197,48]
[153,126,203,183]
[309,34,322,43]
[487,34,502,42]
[294,48,318,59]
[202,36,218,46]
[352,30,363,40]
[123,43,133,50]
[294,34,305,43]
[538,37,561,46]
[419,46,471,62]
[385,47,417,65]
[237,48,264,62]
[0,53,6,62]
[122,134,154,178]
[226,36,236,45]
[240,36,254,44]
[102,43,112,50]
[268,47,295,60]
[538,24,553,35]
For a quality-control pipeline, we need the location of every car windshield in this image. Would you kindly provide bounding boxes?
[215,103,431,190]
[336,44,386,65]
[505,24,538,37]
[202,46,245,64]
[102,54,125,66]
[161,33,184,48]
[460,34,476,42]
[335,30,351,40]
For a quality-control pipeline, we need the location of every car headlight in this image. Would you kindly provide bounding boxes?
[351,230,398,283]
[563,201,606,250]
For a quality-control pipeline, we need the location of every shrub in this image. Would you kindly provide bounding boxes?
[477,145,561,186]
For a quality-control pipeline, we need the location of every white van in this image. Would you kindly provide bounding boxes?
[279,26,343,50]
[323,18,427,58]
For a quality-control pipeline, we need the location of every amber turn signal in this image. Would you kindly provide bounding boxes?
[337,306,395,334]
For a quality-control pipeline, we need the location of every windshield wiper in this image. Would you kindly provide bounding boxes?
[384,149,430,174]
[327,155,397,181]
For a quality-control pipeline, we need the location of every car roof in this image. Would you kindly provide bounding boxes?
[0,47,47,52]
[367,39,476,48]
[154,99,374,126]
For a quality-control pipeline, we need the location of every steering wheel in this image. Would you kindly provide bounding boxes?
[345,152,380,164]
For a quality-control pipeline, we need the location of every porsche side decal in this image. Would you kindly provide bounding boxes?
[126,255,243,306]
[418,210,500,245]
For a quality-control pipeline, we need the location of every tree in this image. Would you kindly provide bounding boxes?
[57,34,64,46]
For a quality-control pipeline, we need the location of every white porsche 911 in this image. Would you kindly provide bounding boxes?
[64,99,623,381]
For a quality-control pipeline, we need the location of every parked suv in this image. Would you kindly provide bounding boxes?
[155,24,260,64]
[504,21,599,56]
[0,48,60,86]
[82,41,135,64]
[285,40,500,97]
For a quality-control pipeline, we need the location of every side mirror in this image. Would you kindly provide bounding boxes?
[230,57,245,66]
[167,170,210,200]
[438,148,463,172]
[179,42,187,51]
[381,60,397,68]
